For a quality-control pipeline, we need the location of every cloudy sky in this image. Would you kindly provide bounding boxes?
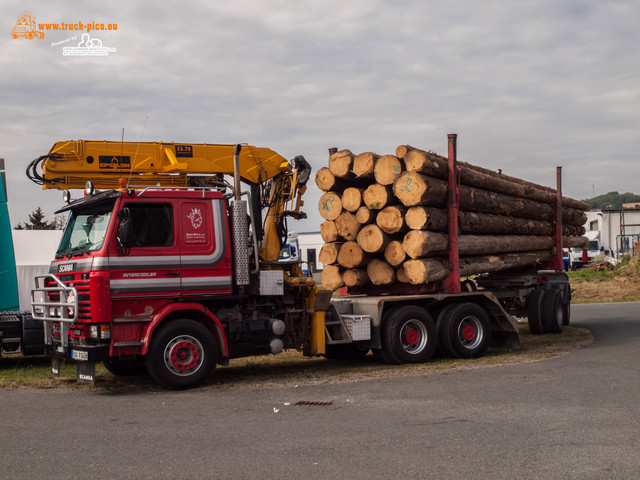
[1,1,639,232]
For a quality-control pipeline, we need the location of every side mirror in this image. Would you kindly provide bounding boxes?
[117,208,134,253]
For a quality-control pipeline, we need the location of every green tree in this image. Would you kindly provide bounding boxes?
[14,207,58,230]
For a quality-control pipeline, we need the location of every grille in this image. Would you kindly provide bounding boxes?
[50,272,91,320]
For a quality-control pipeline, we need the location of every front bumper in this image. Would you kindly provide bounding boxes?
[47,342,109,384]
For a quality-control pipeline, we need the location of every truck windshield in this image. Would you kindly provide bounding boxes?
[56,201,115,258]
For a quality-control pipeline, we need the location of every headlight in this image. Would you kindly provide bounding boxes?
[89,324,111,340]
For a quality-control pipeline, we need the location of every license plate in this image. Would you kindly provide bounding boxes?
[71,349,89,361]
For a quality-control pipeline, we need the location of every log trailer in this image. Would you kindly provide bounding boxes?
[28,135,570,388]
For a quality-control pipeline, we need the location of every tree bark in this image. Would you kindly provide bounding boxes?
[328,149,354,178]
[393,172,585,225]
[366,258,396,285]
[374,155,403,186]
[355,206,375,225]
[403,147,590,211]
[321,265,344,291]
[341,187,365,212]
[320,221,339,242]
[376,205,407,235]
[318,192,343,221]
[319,243,341,265]
[384,240,406,266]
[402,230,554,259]
[352,152,378,180]
[343,269,369,287]
[337,241,370,268]
[564,236,589,248]
[356,224,391,253]
[335,211,361,241]
[402,250,552,285]
[363,183,395,210]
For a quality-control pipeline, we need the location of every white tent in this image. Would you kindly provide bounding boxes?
[12,230,62,311]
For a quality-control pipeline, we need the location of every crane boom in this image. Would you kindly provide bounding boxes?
[27,140,291,190]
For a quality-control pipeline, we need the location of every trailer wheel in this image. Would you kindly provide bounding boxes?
[563,300,571,326]
[541,290,564,334]
[146,319,217,389]
[383,306,436,364]
[439,303,491,359]
[104,357,148,376]
[526,288,546,334]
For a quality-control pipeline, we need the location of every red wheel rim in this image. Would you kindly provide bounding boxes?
[462,324,475,341]
[169,340,200,372]
[405,328,419,346]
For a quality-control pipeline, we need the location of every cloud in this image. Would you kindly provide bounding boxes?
[1,0,639,232]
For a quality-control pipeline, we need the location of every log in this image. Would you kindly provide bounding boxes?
[384,240,406,267]
[343,269,369,287]
[402,250,552,285]
[337,241,370,268]
[376,205,407,235]
[396,264,409,283]
[328,149,354,178]
[374,155,403,186]
[341,187,365,212]
[403,147,590,211]
[321,265,344,291]
[318,192,342,221]
[318,243,341,265]
[335,211,361,241]
[564,236,589,248]
[315,167,350,192]
[363,183,395,210]
[394,172,584,225]
[320,221,339,242]
[405,206,449,231]
[356,224,391,253]
[352,152,378,180]
[402,230,554,259]
[355,206,374,225]
[395,144,414,159]
[402,258,449,284]
[366,258,396,285]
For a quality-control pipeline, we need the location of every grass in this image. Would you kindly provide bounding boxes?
[568,255,640,303]
[0,324,593,392]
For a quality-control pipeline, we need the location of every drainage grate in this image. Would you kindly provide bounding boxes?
[294,401,334,406]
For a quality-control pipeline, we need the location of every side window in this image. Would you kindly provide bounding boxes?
[126,203,174,248]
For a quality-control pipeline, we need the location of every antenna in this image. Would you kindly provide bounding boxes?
[127,115,149,188]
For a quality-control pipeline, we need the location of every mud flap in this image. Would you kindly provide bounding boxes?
[77,362,96,384]
[51,356,61,377]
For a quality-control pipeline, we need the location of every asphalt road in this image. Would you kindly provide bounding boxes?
[1,302,639,480]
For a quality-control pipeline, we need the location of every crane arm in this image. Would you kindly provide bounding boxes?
[27,140,291,190]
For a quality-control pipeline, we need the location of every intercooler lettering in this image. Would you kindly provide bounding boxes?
[122,272,157,278]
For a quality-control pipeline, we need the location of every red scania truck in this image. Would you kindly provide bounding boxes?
[28,136,570,389]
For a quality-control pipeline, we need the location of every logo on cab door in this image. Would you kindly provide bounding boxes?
[187,208,203,229]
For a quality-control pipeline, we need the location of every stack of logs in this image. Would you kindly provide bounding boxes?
[317,146,590,290]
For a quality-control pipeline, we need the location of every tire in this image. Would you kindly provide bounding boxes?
[439,303,491,359]
[526,288,545,334]
[563,300,571,326]
[382,306,437,364]
[541,289,564,334]
[104,357,148,376]
[372,347,394,364]
[146,319,217,389]
[324,343,370,360]
[20,314,45,356]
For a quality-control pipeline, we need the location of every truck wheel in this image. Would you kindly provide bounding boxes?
[20,314,45,356]
[541,290,564,334]
[104,357,148,376]
[563,300,571,326]
[146,319,217,389]
[526,288,545,334]
[383,306,436,364]
[439,303,491,359]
